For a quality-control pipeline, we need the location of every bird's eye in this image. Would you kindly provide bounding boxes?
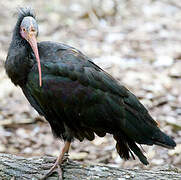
[22,28,26,32]
[31,29,35,32]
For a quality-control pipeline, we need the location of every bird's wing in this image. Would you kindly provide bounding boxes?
[27,45,158,140]
[45,45,130,98]
[49,46,156,117]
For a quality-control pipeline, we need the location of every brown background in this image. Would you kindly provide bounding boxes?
[0,0,180,170]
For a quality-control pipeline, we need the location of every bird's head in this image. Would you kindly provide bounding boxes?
[20,16,38,41]
[20,15,42,87]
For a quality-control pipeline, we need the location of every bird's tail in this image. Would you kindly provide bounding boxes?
[152,130,176,149]
[113,130,176,165]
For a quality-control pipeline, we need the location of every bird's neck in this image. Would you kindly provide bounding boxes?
[5,35,34,87]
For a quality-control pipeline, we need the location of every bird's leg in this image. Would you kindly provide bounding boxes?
[40,141,71,180]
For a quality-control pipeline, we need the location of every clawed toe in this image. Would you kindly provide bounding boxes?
[39,141,70,180]
[40,163,63,180]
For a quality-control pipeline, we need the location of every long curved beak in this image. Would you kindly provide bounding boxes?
[27,33,42,87]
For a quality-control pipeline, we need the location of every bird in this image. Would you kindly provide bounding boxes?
[5,7,176,179]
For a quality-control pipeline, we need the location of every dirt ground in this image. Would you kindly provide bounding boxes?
[0,0,180,170]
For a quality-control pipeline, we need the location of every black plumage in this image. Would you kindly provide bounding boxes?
[5,8,176,177]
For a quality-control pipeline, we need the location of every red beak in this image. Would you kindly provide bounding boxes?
[27,33,42,87]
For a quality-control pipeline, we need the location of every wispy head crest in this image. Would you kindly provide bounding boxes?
[18,7,36,21]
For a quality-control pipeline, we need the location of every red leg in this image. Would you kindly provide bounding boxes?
[40,141,71,180]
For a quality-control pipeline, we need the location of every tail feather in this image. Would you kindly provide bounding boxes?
[127,141,149,165]
[114,134,132,160]
[114,130,176,165]
[152,130,176,149]
[113,133,149,165]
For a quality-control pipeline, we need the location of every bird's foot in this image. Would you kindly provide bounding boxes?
[40,141,70,180]
[40,155,69,180]
[40,159,63,180]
